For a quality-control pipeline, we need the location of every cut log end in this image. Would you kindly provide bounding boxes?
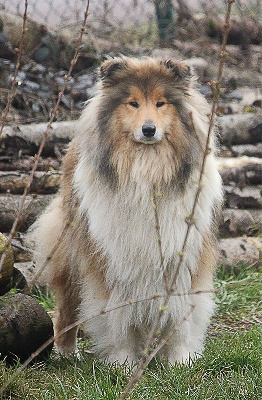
[0,293,54,363]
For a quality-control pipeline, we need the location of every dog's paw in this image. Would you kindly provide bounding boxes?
[104,350,137,366]
[54,344,82,360]
[167,348,201,366]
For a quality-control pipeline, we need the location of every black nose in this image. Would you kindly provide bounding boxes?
[142,123,156,137]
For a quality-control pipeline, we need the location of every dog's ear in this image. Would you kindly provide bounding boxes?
[100,58,125,80]
[162,60,192,79]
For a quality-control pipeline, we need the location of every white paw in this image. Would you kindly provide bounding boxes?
[168,348,201,366]
[54,344,81,360]
[105,350,137,366]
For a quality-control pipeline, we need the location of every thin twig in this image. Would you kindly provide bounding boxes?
[0,0,91,275]
[0,0,28,140]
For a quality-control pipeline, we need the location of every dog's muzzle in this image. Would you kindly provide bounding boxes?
[142,122,156,138]
[134,119,163,144]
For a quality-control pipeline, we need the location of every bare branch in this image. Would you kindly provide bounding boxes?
[0,0,28,140]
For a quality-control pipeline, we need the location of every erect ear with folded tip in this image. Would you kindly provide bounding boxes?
[163,60,192,79]
[100,59,125,80]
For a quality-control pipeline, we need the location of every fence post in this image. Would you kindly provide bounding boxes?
[154,0,175,46]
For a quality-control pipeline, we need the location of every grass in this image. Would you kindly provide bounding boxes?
[0,264,261,399]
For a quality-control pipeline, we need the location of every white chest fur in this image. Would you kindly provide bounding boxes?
[74,154,221,297]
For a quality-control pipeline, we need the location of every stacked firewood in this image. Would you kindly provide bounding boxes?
[0,113,261,290]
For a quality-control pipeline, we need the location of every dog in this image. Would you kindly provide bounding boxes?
[33,56,223,365]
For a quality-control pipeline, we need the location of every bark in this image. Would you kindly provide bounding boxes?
[224,185,262,209]
[0,194,54,232]
[231,143,262,158]
[0,293,53,363]
[1,121,76,158]
[217,156,262,186]
[1,114,260,160]
[0,171,61,194]
[219,237,261,267]
[218,112,262,146]
[0,156,61,172]
[220,208,262,237]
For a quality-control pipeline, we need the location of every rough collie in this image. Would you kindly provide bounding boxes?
[33,57,223,364]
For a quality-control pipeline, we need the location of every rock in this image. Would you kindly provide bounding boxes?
[219,237,260,266]
[61,95,73,110]
[0,233,14,295]
[0,293,53,363]
[220,209,262,237]
[216,105,233,116]
[224,185,262,209]
[14,262,36,289]
[0,194,54,232]
[218,112,262,145]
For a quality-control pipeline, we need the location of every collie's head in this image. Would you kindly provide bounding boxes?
[79,56,211,189]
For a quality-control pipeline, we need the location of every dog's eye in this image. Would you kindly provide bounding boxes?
[156,102,165,108]
[129,101,139,108]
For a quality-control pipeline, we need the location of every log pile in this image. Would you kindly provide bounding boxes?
[0,235,54,363]
[217,113,262,266]
[0,114,261,276]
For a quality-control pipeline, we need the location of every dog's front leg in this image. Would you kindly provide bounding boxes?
[52,272,81,356]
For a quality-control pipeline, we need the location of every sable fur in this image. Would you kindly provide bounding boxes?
[33,57,223,364]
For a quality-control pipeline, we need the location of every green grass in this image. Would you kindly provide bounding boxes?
[1,265,261,399]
